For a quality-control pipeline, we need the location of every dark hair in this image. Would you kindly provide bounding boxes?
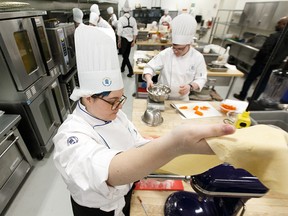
[91,91,111,98]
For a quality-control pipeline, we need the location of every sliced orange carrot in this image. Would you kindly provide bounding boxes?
[195,110,203,116]
[179,106,188,109]
[200,106,210,110]
[193,105,199,110]
[221,103,236,110]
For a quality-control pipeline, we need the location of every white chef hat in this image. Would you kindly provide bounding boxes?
[107,6,113,14]
[122,0,130,12]
[171,13,197,45]
[89,12,99,26]
[72,8,83,24]
[152,21,157,27]
[90,4,100,16]
[70,25,123,101]
[164,9,169,15]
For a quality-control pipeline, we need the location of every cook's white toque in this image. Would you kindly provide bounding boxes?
[171,13,197,45]
[90,4,100,16]
[70,24,123,101]
[72,8,83,24]
[122,0,130,12]
[107,6,113,14]
[89,12,99,26]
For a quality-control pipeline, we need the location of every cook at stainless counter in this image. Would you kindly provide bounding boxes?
[52,19,236,216]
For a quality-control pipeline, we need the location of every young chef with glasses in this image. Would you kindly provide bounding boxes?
[53,21,235,216]
[143,13,207,101]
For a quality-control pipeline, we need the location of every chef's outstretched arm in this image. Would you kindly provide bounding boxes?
[107,123,235,186]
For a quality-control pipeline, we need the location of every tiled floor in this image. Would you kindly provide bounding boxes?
[2,48,254,216]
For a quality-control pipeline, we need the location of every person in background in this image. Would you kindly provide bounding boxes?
[117,0,138,77]
[143,13,207,101]
[72,8,83,28]
[107,6,120,54]
[90,4,112,29]
[233,16,288,101]
[89,12,99,27]
[159,9,172,28]
[53,22,235,216]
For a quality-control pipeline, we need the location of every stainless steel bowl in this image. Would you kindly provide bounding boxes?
[147,84,171,102]
[141,108,163,126]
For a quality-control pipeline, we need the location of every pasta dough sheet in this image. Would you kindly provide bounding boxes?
[207,124,288,195]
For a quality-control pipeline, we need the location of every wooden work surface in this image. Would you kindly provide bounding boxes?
[136,39,172,47]
[130,99,288,216]
[133,51,244,77]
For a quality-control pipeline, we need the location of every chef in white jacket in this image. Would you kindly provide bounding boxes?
[143,13,207,101]
[159,9,172,27]
[72,8,83,28]
[90,3,112,29]
[53,22,235,216]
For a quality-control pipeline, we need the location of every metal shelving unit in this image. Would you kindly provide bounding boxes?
[209,9,243,46]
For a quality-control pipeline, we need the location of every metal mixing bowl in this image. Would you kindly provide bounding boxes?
[141,108,163,126]
[147,84,171,102]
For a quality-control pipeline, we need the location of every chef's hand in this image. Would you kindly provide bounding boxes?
[179,85,190,95]
[118,41,121,49]
[146,80,154,90]
[166,123,236,155]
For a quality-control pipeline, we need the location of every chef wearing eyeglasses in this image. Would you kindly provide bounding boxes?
[52,22,235,216]
[143,13,207,101]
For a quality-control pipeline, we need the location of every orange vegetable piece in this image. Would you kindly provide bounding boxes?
[200,106,210,110]
[194,110,203,116]
[221,103,236,110]
[179,106,188,109]
[193,105,199,110]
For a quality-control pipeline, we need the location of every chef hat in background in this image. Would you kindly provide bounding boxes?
[164,9,169,15]
[72,8,83,24]
[122,0,130,12]
[89,12,99,26]
[90,4,100,16]
[152,21,157,27]
[171,13,197,45]
[107,6,113,14]
[70,25,123,101]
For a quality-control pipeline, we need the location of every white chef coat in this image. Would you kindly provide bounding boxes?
[98,17,113,29]
[117,13,138,42]
[159,15,172,25]
[143,47,207,101]
[108,13,118,29]
[53,101,149,216]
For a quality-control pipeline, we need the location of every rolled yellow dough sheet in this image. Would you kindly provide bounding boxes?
[206,124,288,195]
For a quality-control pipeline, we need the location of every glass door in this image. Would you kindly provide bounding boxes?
[0,17,46,91]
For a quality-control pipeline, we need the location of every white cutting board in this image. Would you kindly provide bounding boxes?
[175,102,222,119]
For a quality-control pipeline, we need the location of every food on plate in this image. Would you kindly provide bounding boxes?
[200,106,210,110]
[179,106,188,109]
[220,103,237,113]
[194,110,203,116]
[137,63,146,69]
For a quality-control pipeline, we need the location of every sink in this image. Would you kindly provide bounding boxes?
[250,111,288,132]
[194,46,219,64]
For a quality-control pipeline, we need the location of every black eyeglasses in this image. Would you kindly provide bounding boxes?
[94,95,127,110]
[172,44,188,52]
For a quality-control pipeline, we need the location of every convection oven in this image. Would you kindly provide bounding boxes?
[0,11,61,159]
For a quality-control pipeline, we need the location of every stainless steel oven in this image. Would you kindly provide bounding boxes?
[0,11,62,159]
[46,22,76,75]
[59,67,79,113]
[0,77,61,159]
[0,11,48,91]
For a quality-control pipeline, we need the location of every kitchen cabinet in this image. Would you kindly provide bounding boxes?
[238,2,287,31]
[133,8,163,25]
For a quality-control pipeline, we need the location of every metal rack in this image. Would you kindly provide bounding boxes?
[209,9,243,47]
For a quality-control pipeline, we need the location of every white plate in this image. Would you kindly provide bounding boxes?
[221,99,249,113]
[174,102,222,119]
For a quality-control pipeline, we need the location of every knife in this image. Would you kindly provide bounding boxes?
[170,103,187,118]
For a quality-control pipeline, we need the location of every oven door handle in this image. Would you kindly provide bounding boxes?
[0,131,14,146]
[0,135,19,158]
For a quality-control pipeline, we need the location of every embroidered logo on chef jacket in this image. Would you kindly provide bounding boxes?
[102,77,112,86]
[67,136,79,145]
